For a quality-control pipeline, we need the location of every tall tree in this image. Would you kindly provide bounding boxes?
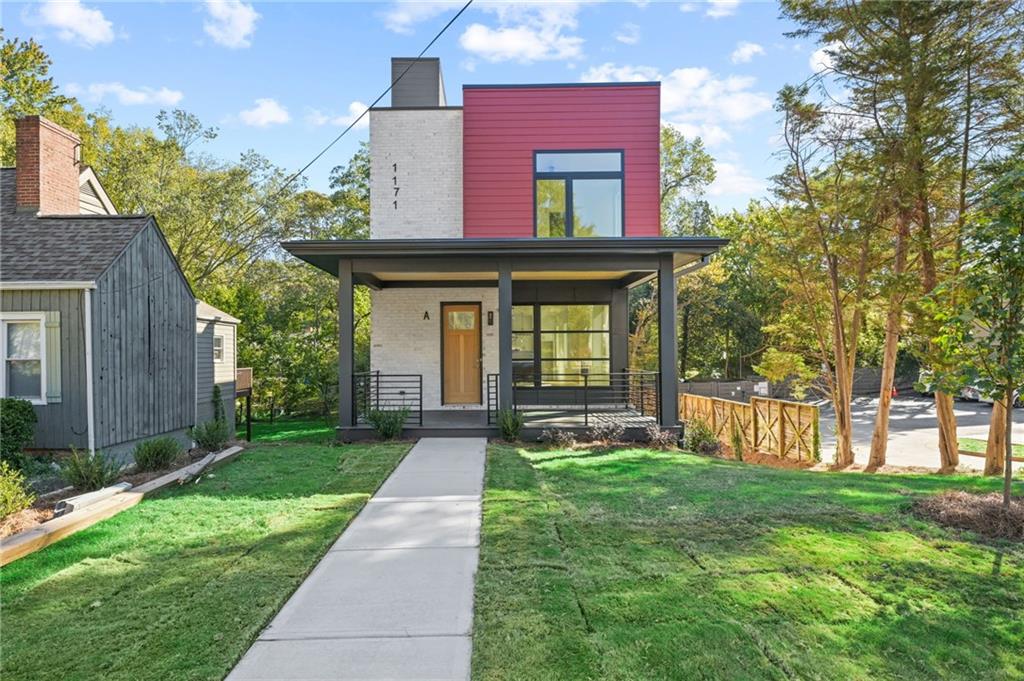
[924,156,1023,504]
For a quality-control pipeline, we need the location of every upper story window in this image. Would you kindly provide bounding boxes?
[213,335,224,362]
[535,151,623,238]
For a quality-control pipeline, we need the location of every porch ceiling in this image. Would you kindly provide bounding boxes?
[282,236,728,288]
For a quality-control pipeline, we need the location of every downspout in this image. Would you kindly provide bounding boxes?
[83,288,96,455]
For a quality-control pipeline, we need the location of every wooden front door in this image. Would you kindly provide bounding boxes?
[442,303,481,404]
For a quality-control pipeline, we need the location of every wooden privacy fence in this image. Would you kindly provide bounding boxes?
[680,393,821,462]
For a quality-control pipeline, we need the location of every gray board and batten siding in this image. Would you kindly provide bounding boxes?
[0,289,89,449]
[91,222,196,452]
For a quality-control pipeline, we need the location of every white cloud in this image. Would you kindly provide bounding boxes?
[706,0,740,18]
[381,1,462,34]
[708,161,764,197]
[809,42,838,72]
[239,98,290,127]
[459,2,586,64]
[679,3,698,12]
[614,22,640,45]
[75,82,183,106]
[581,63,771,147]
[306,101,369,130]
[730,41,764,64]
[204,0,260,49]
[30,0,114,47]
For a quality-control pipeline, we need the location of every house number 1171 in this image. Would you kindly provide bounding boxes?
[393,162,399,209]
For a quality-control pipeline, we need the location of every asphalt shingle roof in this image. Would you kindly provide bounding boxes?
[0,167,152,283]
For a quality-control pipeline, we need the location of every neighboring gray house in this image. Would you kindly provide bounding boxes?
[196,300,238,426]
[0,116,234,456]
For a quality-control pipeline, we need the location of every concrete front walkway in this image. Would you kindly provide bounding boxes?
[228,437,487,681]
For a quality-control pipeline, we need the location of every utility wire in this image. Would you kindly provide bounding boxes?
[231,0,474,236]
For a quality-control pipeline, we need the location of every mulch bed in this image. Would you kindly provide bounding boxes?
[913,491,1023,542]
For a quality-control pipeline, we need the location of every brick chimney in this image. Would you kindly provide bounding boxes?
[15,116,82,215]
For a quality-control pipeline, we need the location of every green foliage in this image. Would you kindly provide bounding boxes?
[496,409,525,441]
[660,125,716,235]
[754,348,819,400]
[730,423,745,460]
[366,408,409,440]
[683,417,720,456]
[540,427,577,449]
[1,441,410,681]
[212,384,225,423]
[192,419,231,452]
[132,437,182,472]
[59,448,122,491]
[0,398,37,469]
[0,460,35,518]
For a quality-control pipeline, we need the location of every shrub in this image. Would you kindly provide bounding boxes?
[212,384,226,423]
[1,398,37,469]
[730,423,745,460]
[133,437,182,471]
[0,460,35,518]
[645,425,679,450]
[496,409,525,441]
[367,408,409,440]
[60,448,122,491]
[192,419,232,451]
[683,417,720,456]
[540,427,577,449]
[587,422,625,445]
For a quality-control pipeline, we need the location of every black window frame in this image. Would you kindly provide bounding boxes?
[533,149,625,238]
[512,303,612,387]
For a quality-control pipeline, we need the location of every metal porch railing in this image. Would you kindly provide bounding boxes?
[353,371,423,427]
[488,371,659,427]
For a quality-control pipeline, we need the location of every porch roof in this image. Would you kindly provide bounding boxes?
[281,236,728,288]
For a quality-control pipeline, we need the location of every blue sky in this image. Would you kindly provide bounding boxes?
[6,1,829,211]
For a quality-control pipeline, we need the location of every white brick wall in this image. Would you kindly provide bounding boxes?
[371,287,498,410]
[369,109,463,239]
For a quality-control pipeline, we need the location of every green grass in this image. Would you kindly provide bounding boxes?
[237,415,337,444]
[0,440,410,681]
[960,437,1024,457]
[473,446,1024,680]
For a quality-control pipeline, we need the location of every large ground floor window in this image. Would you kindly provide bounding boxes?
[512,303,610,387]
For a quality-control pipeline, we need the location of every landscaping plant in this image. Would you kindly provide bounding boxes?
[496,408,525,441]
[0,460,35,518]
[587,422,625,445]
[683,417,719,456]
[645,425,679,450]
[192,419,232,451]
[132,436,182,471]
[59,448,122,491]
[0,398,37,469]
[730,423,745,460]
[540,427,577,449]
[367,407,409,440]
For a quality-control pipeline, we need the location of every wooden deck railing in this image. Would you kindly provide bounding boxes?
[680,393,820,462]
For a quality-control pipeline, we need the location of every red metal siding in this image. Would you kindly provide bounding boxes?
[463,85,661,238]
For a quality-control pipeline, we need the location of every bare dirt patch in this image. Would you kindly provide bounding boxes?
[913,491,1023,541]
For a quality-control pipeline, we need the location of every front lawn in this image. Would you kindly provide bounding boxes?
[473,445,1023,680]
[960,437,1024,458]
[237,415,337,444]
[0,440,410,681]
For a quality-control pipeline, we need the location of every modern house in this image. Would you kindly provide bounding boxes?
[0,116,236,456]
[283,59,726,438]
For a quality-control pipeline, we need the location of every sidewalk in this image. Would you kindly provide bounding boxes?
[228,437,487,681]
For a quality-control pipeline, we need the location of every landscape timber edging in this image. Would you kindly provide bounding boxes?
[0,445,244,567]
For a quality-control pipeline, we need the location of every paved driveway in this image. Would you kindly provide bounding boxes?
[818,395,1023,471]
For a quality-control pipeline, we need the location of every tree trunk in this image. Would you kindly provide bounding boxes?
[986,399,1007,476]
[936,391,960,472]
[868,220,910,469]
[1004,386,1015,510]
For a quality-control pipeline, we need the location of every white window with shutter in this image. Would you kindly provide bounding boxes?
[1,312,48,405]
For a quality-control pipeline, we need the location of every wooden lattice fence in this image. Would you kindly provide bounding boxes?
[680,394,820,462]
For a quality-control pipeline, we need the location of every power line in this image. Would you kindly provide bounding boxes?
[231,0,474,237]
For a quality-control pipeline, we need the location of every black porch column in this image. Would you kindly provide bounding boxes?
[338,258,355,428]
[657,254,679,427]
[498,260,514,410]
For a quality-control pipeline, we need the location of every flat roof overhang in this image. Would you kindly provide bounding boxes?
[281,237,729,289]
